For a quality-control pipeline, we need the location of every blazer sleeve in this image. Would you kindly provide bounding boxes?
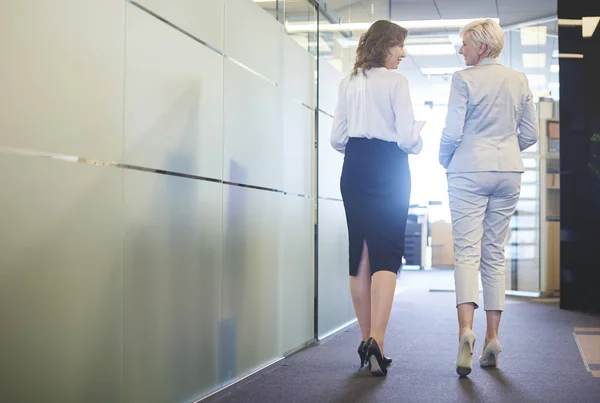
[439,72,468,168]
[517,74,539,151]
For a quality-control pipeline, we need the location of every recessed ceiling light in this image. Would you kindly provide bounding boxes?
[520,26,547,46]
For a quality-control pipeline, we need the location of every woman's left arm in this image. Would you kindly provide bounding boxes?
[439,72,468,168]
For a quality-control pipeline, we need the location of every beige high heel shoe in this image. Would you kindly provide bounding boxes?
[456,329,476,377]
[479,339,502,368]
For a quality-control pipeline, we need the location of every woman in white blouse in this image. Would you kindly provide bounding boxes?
[439,19,538,377]
[330,20,422,377]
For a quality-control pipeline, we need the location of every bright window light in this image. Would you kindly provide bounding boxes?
[522,53,546,68]
[526,74,547,87]
[449,35,463,46]
[550,64,559,73]
[420,67,462,75]
[336,38,358,48]
[406,44,456,56]
[520,26,547,46]
[548,82,560,90]
[286,18,500,33]
[405,37,452,44]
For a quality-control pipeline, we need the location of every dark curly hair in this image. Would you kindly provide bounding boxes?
[351,20,408,77]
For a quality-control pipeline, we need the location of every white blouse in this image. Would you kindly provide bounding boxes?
[330,67,423,155]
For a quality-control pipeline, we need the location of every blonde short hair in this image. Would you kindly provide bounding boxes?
[460,19,504,58]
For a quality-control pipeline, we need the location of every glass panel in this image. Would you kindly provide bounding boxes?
[278,196,314,353]
[317,111,343,200]
[124,5,223,179]
[520,184,538,199]
[221,187,281,382]
[223,59,283,189]
[318,198,354,338]
[522,170,538,183]
[505,20,561,294]
[0,0,124,161]
[283,98,314,195]
[0,154,122,403]
[224,0,283,84]
[135,0,224,51]
[511,214,538,229]
[123,171,222,403]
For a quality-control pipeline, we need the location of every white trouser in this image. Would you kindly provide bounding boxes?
[447,172,521,311]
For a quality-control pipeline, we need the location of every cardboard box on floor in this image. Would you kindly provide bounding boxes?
[430,221,454,268]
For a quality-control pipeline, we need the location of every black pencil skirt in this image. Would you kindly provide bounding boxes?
[340,137,411,276]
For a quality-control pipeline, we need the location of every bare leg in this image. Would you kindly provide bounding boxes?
[457,302,476,341]
[349,241,371,341]
[484,310,502,347]
[369,270,397,354]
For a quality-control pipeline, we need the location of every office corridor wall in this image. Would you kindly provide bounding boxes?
[0,1,315,402]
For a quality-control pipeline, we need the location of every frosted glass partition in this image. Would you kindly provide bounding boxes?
[283,34,316,107]
[279,196,315,353]
[123,171,223,403]
[224,0,283,84]
[317,112,344,200]
[0,0,125,161]
[221,186,282,382]
[318,59,344,116]
[0,154,123,403]
[318,198,355,338]
[283,98,314,195]
[0,0,316,402]
[135,0,225,51]
[223,58,283,189]
[125,5,223,178]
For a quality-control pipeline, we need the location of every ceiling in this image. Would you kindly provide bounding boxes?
[255,0,560,103]
[328,0,557,26]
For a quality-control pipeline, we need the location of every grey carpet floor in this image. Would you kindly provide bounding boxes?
[204,270,600,403]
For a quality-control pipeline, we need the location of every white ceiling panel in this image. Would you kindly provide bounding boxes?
[435,0,499,20]
[391,1,441,21]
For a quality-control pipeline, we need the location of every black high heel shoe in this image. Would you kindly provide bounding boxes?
[358,341,392,368]
[365,337,388,376]
[358,341,368,367]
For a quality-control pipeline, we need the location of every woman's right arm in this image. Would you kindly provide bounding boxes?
[517,74,539,151]
[330,79,349,154]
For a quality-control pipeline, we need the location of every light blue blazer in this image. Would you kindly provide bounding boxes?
[439,58,539,172]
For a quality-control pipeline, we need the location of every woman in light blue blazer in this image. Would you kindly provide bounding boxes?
[439,19,539,377]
